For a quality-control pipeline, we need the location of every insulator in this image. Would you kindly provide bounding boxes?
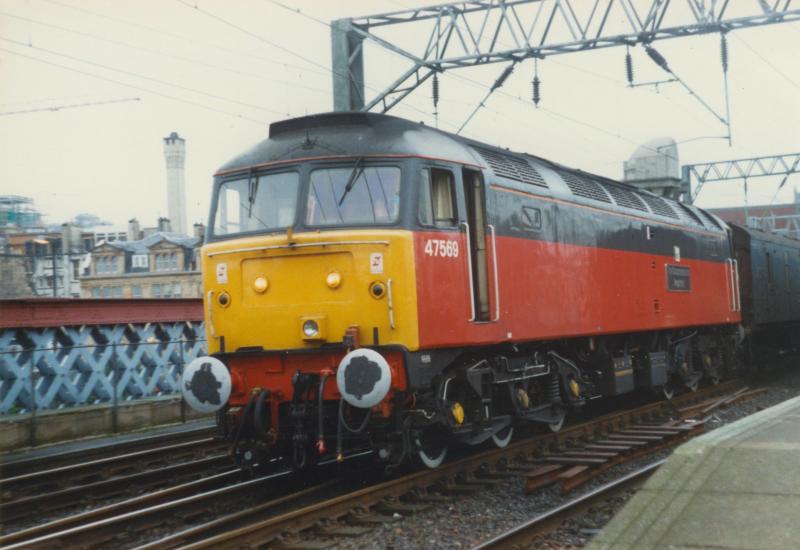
[625,47,634,85]
[432,74,440,108]
[645,46,670,73]
[491,64,515,92]
[720,33,729,73]
[532,75,541,106]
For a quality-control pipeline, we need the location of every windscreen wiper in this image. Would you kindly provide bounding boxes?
[337,157,364,207]
[247,171,258,217]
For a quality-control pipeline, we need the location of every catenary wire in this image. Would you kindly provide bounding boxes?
[0,36,288,115]
[0,10,331,95]
[39,0,324,76]
[0,45,270,124]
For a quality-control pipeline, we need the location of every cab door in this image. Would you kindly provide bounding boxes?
[460,168,491,322]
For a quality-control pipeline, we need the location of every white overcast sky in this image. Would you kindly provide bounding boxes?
[1,0,798,230]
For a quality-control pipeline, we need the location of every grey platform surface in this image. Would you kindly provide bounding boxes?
[589,396,800,550]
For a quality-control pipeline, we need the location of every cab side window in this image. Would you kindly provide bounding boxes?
[419,168,457,227]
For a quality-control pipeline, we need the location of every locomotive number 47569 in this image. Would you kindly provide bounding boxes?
[424,239,459,258]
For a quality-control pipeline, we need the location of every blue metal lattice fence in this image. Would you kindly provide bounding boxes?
[0,322,206,414]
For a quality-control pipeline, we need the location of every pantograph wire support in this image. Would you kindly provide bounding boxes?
[457,60,518,135]
[644,45,730,135]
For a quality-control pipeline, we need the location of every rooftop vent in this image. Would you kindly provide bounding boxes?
[474,147,547,188]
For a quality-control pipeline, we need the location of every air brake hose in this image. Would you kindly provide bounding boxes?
[335,398,373,461]
[230,392,258,455]
[253,389,271,441]
[316,374,330,454]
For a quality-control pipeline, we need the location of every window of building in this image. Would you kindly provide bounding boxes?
[152,283,162,298]
[102,287,112,298]
[173,282,182,297]
[132,285,142,298]
[113,287,122,298]
[96,256,119,274]
[155,253,178,272]
[132,254,149,269]
[91,287,101,297]
[418,168,457,227]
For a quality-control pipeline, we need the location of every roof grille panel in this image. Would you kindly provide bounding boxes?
[474,147,548,188]
[638,193,679,219]
[695,207,723,230]
[676,203,705,226]
[603,184,649,212]
[560,172,612,204]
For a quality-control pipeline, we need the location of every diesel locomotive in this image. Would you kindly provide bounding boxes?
[181,112,798,470]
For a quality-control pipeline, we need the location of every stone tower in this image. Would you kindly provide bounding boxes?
[163,132,186,235]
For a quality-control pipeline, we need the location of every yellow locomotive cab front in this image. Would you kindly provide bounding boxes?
[201,229,420,353]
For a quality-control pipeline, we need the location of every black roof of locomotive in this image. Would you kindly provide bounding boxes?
[217,112,726,233]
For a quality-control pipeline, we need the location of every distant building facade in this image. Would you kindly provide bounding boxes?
[80,230,202,299]
[1,224,93,298]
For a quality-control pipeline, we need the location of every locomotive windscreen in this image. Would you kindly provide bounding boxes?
[306,166,401,226]
[212,171,299,237]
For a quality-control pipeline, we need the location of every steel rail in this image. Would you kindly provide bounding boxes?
[0,469,243,547]
[141,382,740,549]
[473,459,665,549]
[0,454,231,525]
[0,437,224,498]
[0,423,215,478]
[0,450,373,549]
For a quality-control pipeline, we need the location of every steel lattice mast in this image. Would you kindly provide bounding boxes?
[685,152,800,202]
[331,0,800,113]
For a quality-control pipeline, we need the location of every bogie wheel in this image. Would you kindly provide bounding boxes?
[416,428,448,469]
[548,409,566,433]
[491,425,514,448]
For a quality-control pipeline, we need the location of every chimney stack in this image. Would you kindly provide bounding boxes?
[193,222,206,240]
[127,218,141,241]
[163,132,187,234]
[158,217,172,233]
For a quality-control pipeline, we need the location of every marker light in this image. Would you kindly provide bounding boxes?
[370,281,386,299]
[253,276,269,293]
[326,271,341,289]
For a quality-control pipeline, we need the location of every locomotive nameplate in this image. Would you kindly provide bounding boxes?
[666,264,691,292]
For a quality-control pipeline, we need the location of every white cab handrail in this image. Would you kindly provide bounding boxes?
[488,224,500,322]
[460,221,476,322]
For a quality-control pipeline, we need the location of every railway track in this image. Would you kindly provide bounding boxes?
[129,382,743,549]
[0,422,215,478]
[473,459,664,550]
[0,381,750,549]
[0,429,225,532]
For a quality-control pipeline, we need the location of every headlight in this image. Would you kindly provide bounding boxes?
[302,320,319,338]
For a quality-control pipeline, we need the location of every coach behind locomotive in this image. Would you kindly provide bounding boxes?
[182,112,742,470]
